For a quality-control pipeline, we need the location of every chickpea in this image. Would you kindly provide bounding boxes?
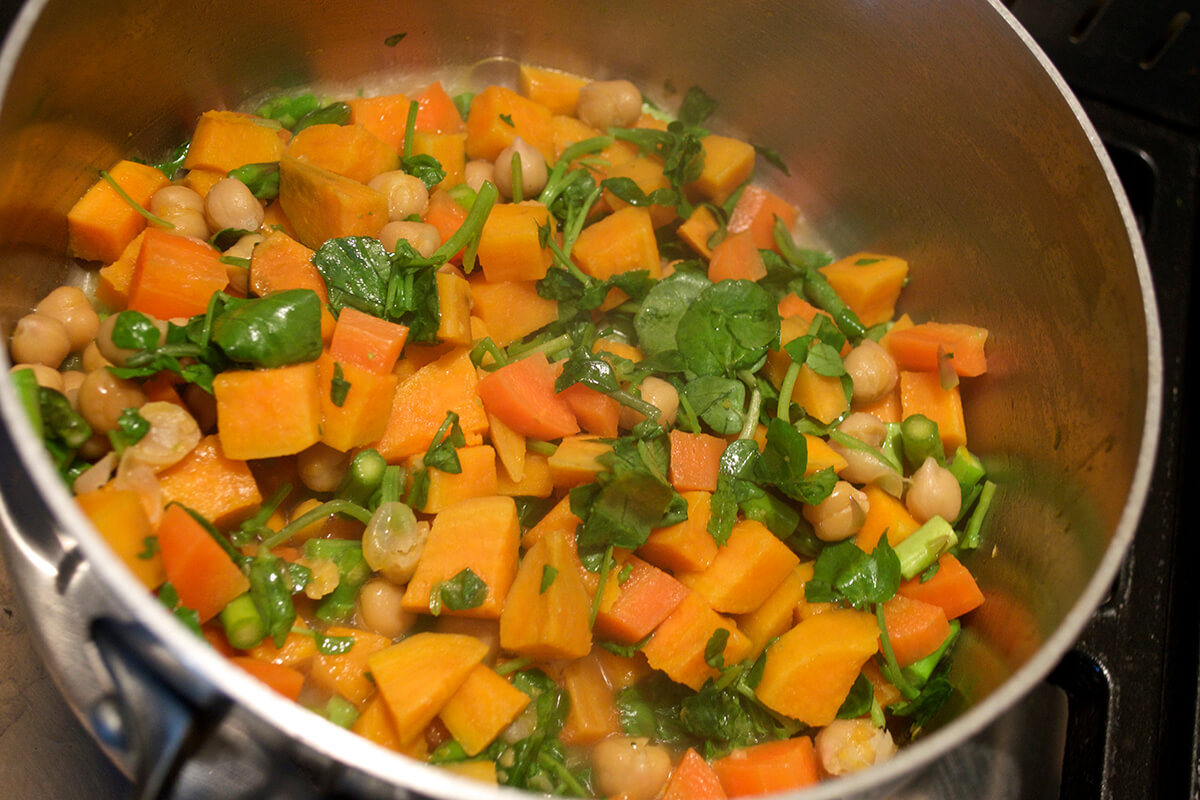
[96,312,167,367]
[577,80,643,129]
[120,401,201,473]
[204,177,264,233]
[73,451,117,495]
[9,363,64,392]
[162,209,210,240]
[464,159,495,193]
[77,431,113,461]
[81,340,113,372]
[905,456,962,523]
[10,312,71,368]
[591,736,672,800]
[297,442,349,493]
[357,578,417,639]
[493,136,548,199]
[837,411,887,449]
[803,480,869,542]
[223,232,264,261]
[844,339,898,405]
[150,185,204,217]
[618,376,679,429]
[379,220,441,258]
[815,719,896,777]
[367,170,430,221]
[77,368,145,433]
[60,369,86,406]
[363,502,429,584]
[300,558,342,599]
[36,286,100,352]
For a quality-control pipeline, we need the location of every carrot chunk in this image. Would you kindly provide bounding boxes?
[664,749,728,800]
[711,738,819,797]
[127,228,229,319]
[329,306,409,375]
[886,321,989,377]
[897,553,984,620]
[156,504,249,623]
[727,185,799,252]
[881,594,953,667]
[477,352,580,440]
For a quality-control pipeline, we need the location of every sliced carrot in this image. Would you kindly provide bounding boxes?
[127,227,229,319]
[414,80,466,134]
[558,383,620,438]
[886,321,989,377]
[594,556,689,644]
[897,553,984,620]
[707,230,767,283]
[423,188,469,262]
[711,738,819,797]
[668,430,727,493]
[881,594,952,667]
[664,749,728,800]
[230,656,305,701]
[727,185,799,252]
[477,352,579,440]
[329,306,409,375]
[67,160,170,263]
[157,504,249,623]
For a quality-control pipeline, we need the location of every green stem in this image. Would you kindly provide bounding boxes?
[588,545,614,629]
[509,151,524,203]
[893,515,958,580]
[738,387,763,441]
[100,170,174,229]
[402,100,418,159]
[10,367,43,439]
[876,604,920,700]
[219,593,267,649]
[261,499,373,550]
[777,361,801,423]
[433,181,499,264]
[960,480,996,550]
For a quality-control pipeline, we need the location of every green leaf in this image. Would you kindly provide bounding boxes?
[634,268,713,357]
[682,375,745,435]
[430,568,488,615]
[384,32,407,46]
[210,289,323,367]
[675,280,779,377]
[401,153,446,189]
[540,564,558,594]
[330,362,351,407]
[806,538,901,609]
[228,162,280,200]
[676,85,718,126]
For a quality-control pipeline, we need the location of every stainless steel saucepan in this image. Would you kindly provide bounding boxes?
[0,0,1160,797]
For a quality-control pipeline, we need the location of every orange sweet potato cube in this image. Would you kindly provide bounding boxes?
[76,486,164,589]
[183,110,286,173]
[687,135,756,205]
[438,664,531,756]
[469,278,559,347]
[476,202,556,283]
[572,206,661,282]
[157,434,262,527]
[277,155,388,249]
[499,529,593,660]
[677,519,800,615]
[67,160,170,263]
[401,495,520,618]
[284,123,399,184]
[466,85,555,163]
[318,353,399,452]
[519,65,588,116]
[411,131,467,189]
[407,444,499,514]
[309,626,392,706]
[638,490,719,574]
[213,362,322,459]
[642,591,751,691]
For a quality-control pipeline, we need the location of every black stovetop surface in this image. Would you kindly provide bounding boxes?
[1006,1,1200,798]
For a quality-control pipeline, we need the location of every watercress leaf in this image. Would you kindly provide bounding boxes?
[634,269,712,357]
[228,162,280,200]
[312,236,391,317]
[330,362,351,407]
[704,628,730,669]
[676,280,779,377]
[248,553,298,648]
[293,101,352,133]
[38,387,92,450]
[836,672,875,719]
[753,143,790,176]
[210,288,323,367]
[806,537,901,609]
[677,85,719,127]
[682,375,746,435]
[400,153,446,189]
[600,176,679,209]
[111,310,165,351]
[430,568,488,615]
[805,340,846,377]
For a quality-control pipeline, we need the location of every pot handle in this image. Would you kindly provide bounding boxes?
[91,617,201,800]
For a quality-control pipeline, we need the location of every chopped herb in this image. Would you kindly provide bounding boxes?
[499,113,514,126]
[136,536,160,560]
[330,362,351,407]
[430,568,488,615]
[540,564,558,594]
[753,143,790,175]
[383,32,407,46]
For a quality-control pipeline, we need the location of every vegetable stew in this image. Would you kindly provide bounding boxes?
[7,65,995,797]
